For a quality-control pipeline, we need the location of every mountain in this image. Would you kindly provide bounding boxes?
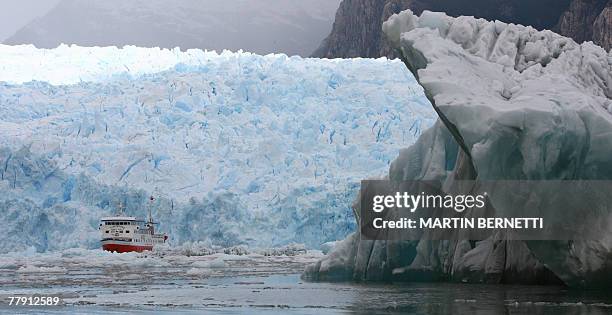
[558,0,611,51]
[305,9,612,288]
[313,0,610,58]
[0,0,60,42]
[3,0,341,57]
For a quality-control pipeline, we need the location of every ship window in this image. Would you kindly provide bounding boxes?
[125,230,129,233]
[106,231,109,233]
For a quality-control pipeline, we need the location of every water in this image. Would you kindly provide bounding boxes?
[0,250,610,314]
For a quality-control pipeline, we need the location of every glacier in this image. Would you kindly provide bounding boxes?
[304,10,612,288]
[0,45,435,253]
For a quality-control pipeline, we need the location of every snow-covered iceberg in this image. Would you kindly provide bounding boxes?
[0,45,435,252]
[304,10,612,288]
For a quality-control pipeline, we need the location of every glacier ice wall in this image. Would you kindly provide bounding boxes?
[0,45,435,253]
[305,10,612,288]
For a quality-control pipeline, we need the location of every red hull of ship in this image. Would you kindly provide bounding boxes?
[102,243,153,253]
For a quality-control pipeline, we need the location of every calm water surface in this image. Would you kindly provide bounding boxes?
[0,251,610,314]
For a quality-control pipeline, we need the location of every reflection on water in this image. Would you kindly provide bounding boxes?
[0,250,610,314]
[348,281,612,315]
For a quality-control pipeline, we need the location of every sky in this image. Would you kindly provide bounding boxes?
[0,0,61,42]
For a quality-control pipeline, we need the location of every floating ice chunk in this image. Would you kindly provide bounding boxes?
[418,11,452,35]
[306,9,612,288]
[191,257,227,268]
[320,241,339,255]
[186,267,212,276]
[17,265,67,273]
[0,261,19,270]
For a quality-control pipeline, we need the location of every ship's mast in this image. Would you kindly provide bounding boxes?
[148,195,155,235]
[118,202,125,216]
[148,195,154,224]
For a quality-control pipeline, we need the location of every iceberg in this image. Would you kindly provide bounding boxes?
[0,45,435,253]
[304,10,612,288]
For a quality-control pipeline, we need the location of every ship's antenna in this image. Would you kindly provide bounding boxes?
[148,195,155,223]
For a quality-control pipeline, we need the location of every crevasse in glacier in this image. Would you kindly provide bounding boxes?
[304,10,612,288]
[0,45,435,253]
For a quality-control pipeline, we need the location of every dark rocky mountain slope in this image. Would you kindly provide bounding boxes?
[313,0,610,58]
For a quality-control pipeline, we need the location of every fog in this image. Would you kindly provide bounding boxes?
[0,0,61,42]
[1,0,341,56]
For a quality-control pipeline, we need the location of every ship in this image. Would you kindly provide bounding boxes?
[99,198,167,253]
